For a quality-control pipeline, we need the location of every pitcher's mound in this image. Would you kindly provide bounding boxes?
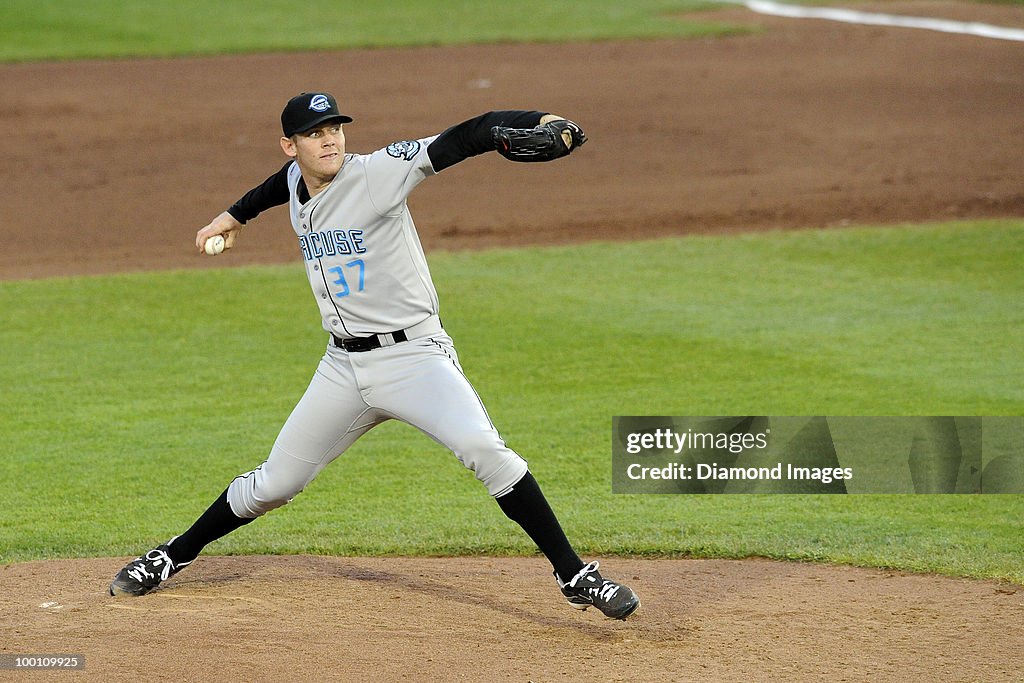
[2,556,1020,681]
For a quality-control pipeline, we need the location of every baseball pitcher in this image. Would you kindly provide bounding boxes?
[109,92,639,620]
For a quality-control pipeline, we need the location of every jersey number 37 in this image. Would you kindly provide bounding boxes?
[328,260,365,297]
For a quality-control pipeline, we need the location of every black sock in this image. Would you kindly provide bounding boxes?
[167,488,252,566]
[495,472,584,583]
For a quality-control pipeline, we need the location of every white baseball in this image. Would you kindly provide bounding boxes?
[204,235,225,255]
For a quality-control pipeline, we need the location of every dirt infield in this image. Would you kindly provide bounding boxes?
[1,2,1021,280]
[3,3,1023,681]
[2,556,1021,682]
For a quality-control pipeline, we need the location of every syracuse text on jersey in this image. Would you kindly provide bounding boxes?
[298,229,367,261]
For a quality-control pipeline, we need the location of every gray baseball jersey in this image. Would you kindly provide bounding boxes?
[288,136,440,337]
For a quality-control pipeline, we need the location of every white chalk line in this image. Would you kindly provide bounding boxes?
[738,0,1024,42]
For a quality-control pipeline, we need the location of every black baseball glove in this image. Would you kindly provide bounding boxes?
[491,119,587,162]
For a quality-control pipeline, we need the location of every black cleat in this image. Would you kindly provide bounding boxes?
[557,561,640,620]
[109,538,191,597]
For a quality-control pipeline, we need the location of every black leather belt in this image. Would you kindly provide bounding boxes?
[333,329,409,353]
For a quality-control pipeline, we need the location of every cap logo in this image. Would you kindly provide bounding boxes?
[309,95,331,112]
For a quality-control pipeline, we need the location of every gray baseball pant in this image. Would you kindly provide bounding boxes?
[226,326,529,518]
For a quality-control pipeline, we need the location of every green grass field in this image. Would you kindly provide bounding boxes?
[2,221,1021,581]
[0,0,736,62]
[5,0,1021,62]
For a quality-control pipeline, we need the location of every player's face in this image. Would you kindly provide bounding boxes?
[281,122,347,183]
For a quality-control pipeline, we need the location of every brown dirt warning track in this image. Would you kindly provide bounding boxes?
[1,3,1022,681]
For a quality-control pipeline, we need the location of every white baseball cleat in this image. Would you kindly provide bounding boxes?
[557,561,640,620]
[109,538,192,597]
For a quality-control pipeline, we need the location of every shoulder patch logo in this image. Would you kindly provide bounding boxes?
[309,94,331,112]
[386,140,421,161]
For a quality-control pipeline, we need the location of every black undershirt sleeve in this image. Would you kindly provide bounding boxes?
[227,111,545,220]
[226,161,294,224]
[427,110,546,173]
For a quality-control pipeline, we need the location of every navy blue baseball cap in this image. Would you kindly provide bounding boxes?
[281,92,353,137]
